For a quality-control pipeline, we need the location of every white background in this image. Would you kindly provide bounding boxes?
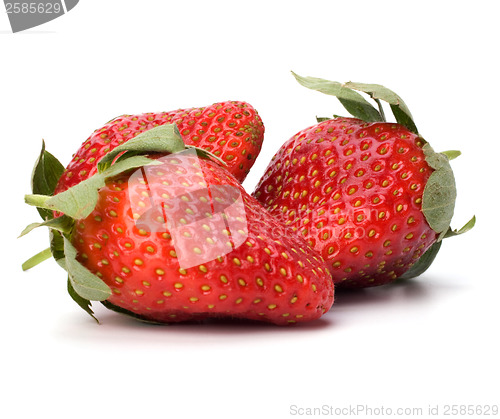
[1,1,498,418]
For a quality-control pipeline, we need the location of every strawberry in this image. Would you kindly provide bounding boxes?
[253,73,474,288]
[22,125,334,324]
[54,101,264,194]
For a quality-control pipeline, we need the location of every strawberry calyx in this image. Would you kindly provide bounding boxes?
[292,71,418,133]
[292,71,418,132]
[96,124,185,171]
[292,72,475,279]
[21,124,220,322]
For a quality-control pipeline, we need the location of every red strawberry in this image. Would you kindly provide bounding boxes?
[253,73,474,288]
[22,125,334,325]
[54,101,264,194]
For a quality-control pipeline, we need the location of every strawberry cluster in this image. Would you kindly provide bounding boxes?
[21,75,473,325]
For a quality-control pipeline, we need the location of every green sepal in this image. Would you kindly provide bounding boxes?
[95,122,227,170]
[21,247,52,271]
[21,225,110,315]
[421,143,457,236]
[62,237,112,301]
[441,150,461,160]
[399,241,442,281]
[50,229,66,266]
[390,104,418,134]
[97,124,185,172]
[443,215,476,239]
[292,72,421,134]
[67,278,100,323]
[20,215,74,270]
[24,193,50,208]
[25,155,158,220]
[408,152,474,276]
[19,215,74,238]
[31,140,65,220]
[292,72,383,122]
[344,82,419,134]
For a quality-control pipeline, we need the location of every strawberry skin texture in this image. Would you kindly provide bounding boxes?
[71,155,334,325]
[54,101,264,194]
[253,117,437,288]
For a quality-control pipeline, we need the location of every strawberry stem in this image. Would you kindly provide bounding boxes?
[22,247,52,271]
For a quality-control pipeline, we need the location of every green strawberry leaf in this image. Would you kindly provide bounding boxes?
[399,240,442,281]
[21,247,52,271]
[20,216,73,271]
[441,150,461,160]
[292,73,421,133]
[292,72,383,122]
[25,155,158,220]
[24,193,51,208]
[415,147,473,276]
[25,178,100,220]
[424,146,449,170]
[344,82,419,133]
[390,104,419,135]
[421,143,457,236]
[42,175,104,219]
[31,140,65,196]
[97,124,185,172]
[31,140,65,220]
[443,215,476,239]
[63,237,111,301]
[50,229,66,267]
[67,278,99,323]
[19,215,74,238]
